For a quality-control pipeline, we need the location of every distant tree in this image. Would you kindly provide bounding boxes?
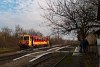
[15,25,23,37]
[15,25,43,36]
[36,31,43,36]
[27,29,43,36]
[41,0,99,39]
[1,27,12,37]
[27,29,37,35]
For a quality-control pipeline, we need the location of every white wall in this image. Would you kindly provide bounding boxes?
[97,39,100,45]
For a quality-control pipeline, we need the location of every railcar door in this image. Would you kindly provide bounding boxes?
[32,37,34,46]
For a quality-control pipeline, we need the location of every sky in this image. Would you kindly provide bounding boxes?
[0,0,52,36]
[0,0,77,40]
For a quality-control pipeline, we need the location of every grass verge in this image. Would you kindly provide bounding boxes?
[0,47,20,54]
[59,53,73,65]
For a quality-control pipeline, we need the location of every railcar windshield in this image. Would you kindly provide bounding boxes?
[24,36,29,40]
[20,36,29,40]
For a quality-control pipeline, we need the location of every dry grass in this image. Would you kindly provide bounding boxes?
[0,47,20,54]
[0,36,19,48]
[0,36,20,54]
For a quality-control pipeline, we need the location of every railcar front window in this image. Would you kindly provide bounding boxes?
[24,36,29,40]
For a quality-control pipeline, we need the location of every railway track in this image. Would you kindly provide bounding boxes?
[23,46,75,67]
[24,52,67,67]
[52,53,72,67]
[0,45,69,67]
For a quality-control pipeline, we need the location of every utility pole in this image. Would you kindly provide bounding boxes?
[97,1,100,21]
[57,28,60,40]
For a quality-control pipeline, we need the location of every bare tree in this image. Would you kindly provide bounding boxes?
[15,25,43,36]
[27,29,43,36]
[36,31,43,36]
[27,29,36,35]
[15,25,23,37]
[1,27,12,37]
[41,0,99,39]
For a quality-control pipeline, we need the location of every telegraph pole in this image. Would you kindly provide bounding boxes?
[57,28,60,40]
[97,1,100,21]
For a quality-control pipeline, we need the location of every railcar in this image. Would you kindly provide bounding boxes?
[19,34,49,49]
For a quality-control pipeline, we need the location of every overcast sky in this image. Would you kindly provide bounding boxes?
[0,0,77,40]
[0,0,52,36]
